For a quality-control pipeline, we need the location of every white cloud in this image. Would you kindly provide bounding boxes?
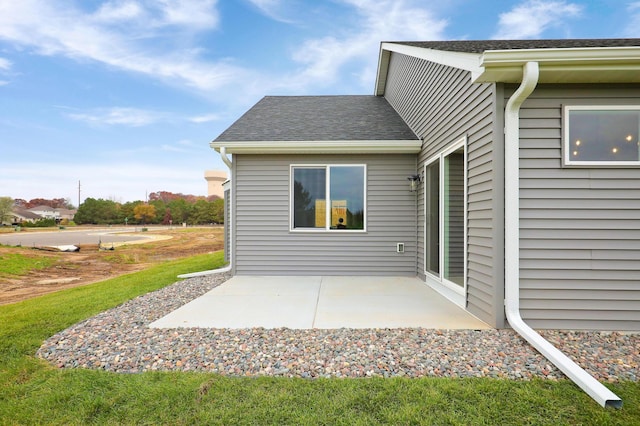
[285,0,447,91]
[0,57,14,86]
[161,139,200,152]
[245,0,294,23]
[188,113,221,123]
[92,0,218,29]
[155,0,219,28]
[67,107,166,127]
[92,0,144,23]
[0,0,248,93]
[624,2,640,37]
[0,57,11,70]
[493,0,582,39]
[0,0,448,103]
[66,107,229,127]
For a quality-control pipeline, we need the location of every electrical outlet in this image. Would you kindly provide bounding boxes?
[396,243,405,253]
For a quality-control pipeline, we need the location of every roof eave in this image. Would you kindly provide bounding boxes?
[476,46,640,83]
[210,139,422,154]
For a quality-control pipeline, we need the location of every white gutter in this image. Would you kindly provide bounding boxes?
[210,139,422,154]
[504,61,622,409]
[219,146,233,169]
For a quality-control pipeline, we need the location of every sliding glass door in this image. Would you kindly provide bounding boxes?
[424,138,466,293]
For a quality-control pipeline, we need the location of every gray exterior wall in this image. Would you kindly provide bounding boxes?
[382,52,505,327]
[232,153,418,275]
[514,84,640,331]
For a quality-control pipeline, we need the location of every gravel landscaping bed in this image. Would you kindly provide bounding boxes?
[37,273,639,382]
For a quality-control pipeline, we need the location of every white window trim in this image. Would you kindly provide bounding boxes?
[289,164,367,233]
[423,136,467,307]
[563,105,640,166]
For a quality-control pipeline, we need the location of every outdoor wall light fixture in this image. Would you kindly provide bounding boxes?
[407,174,421,192]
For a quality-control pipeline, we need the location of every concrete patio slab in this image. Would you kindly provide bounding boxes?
[314,276,489,329]
[150,275,490,330]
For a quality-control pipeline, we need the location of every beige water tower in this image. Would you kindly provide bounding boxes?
[204,170,228,199]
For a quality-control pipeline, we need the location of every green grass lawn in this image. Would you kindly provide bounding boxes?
[1,251,638,425]
[0,251,58,277]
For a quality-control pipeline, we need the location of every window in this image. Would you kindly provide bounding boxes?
[291,165,366,231]
[564,106,640,165]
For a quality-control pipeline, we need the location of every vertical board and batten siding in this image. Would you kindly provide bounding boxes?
[383,52,504,327]
[514,84,640,330]
[232,154,418,275]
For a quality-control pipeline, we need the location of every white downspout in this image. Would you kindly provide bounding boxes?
[219,146,233,169]
[219,147,233,273]
[504,62,622,409]
[178,147,233,278]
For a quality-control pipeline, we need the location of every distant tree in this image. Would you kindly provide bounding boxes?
[0,197,14,224]
[167,198,192,224]
[22,218,56,228]
[162,208,172,225]
[190,199,216,224]
[149,191,183,203]
[133,203,156,225]
[148,190,209,205]
[25,198,68,208]
[187,199,224,225]
[75,198,119,224]
[293,180,314,227]
[63,198,75,209]
[210,198,224,223]
[149,199,166,224]
[119,201,138,224]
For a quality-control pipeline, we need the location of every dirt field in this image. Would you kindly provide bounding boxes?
[0,227,224,305]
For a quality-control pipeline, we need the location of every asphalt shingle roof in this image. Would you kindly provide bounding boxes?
[394,38,640,53]
[214,95,418,142]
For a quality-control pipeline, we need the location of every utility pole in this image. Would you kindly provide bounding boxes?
[78,180,81,208]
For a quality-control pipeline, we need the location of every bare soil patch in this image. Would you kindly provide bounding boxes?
[0,227,224,305]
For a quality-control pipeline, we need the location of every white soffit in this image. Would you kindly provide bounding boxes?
[210,140,422,154]
[478,47,640,83]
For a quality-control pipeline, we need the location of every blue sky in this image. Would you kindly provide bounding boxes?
[1,0,638,205]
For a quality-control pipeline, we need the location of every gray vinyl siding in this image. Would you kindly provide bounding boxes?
[514,84,640,330]
[232,154,418,275]
[383,52,504,327]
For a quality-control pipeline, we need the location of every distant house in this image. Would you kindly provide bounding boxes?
[54,208,77,222]
[27,205,76,223]
[7,207,41,225]
[211,39,640,332]
[27,205,59,220]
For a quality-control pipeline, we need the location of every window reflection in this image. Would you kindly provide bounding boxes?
[292,165,365,230]
[293,168,325,228]
[568,109,640,162]
[330,166,365,230]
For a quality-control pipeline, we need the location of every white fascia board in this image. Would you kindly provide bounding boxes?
[210,139,422,154]
[477,46,640,83]
[376,43,484,94]
[374,47,392,95]
[482,46,640,65]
